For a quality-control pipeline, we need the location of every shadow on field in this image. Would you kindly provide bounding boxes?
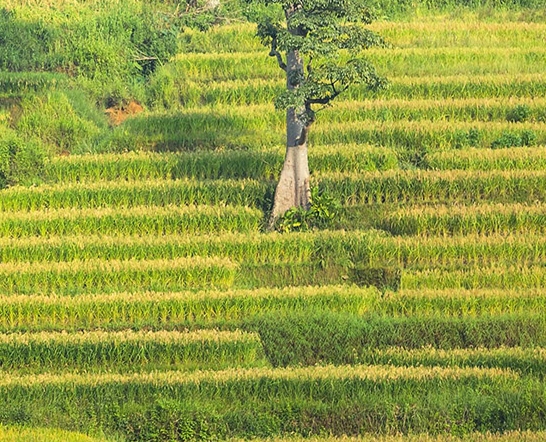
[107,111,280,152]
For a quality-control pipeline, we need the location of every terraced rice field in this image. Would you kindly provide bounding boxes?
[2,10,546,442]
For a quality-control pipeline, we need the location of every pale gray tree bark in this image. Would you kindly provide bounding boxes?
[269,7,311,227]
[269,34,311,226]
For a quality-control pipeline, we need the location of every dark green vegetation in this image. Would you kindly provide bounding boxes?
[1,0,546,440]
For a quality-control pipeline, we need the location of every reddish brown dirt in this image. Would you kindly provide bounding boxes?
[105,101,144,126]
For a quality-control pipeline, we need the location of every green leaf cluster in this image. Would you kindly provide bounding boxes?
[249,0,388,122]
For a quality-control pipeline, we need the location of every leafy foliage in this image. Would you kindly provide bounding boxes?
[275,187,341,232]
[248,0,387,126]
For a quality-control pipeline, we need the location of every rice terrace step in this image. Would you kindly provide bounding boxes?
[0,0,545,440]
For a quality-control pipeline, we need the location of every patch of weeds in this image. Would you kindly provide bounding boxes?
[275,187,341,233]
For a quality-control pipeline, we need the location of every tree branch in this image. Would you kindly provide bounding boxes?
[269,35,287,71]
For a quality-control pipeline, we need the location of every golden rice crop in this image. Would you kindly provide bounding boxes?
[0,364,518,389]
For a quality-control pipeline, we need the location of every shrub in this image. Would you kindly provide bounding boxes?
[275,188,341,233]
[506,104,530,123]
[491,130,537,149]
[0,127,48,188]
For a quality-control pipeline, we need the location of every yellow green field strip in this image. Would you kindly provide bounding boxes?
[0,231,317,264]
[377,288,546,317]
[0,178,272,211]
[119,111,546,151]
[427,146,546,170]
[0,257,237,295]
[3,230,546,270]
[5,169,546,211]
[310,119,546,149]
[350,346,546,376]
[402,264,546,290]
[334,231,546,268]
[167,73,546,106]
[177,19,546,53]
[318,169,546,205]
[142,96,546,123]
[169,47,546,82]
[369,19,546,48]
[45,145,398,183]
[0,426,107,442]
[1,286,545,332]
[240,431,546,441]
[0,365,517,389]
[0,329,267,372]
[0,364,542,439]
[0,285,377,331]
[0,204,262,237]
[382,202,546,236]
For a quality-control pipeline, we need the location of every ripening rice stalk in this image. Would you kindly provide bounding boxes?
[382,202,546,236]
[0,329,259,345]
[427,147,546,171]
[6,168,546,212]
[0,257,238,294]
[355,346,546,376]
[317,169,546,205]
[0,329,267,372]
[0,285,377,331]
[45,145,398,183]
[235,431,546,441]
[0,364,518,389]
[403,264,546,290]
[380,288,546,317]
[156,73,546,106]
[369,19,546,46]
[0,178,272,211]
[168,47,546,82]
[0,204,262,237]
[3,228,546,271]
[0,231,317,264]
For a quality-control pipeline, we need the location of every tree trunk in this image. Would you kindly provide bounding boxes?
[269,49,311,227]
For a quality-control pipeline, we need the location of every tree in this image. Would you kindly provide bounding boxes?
[248,0,387,226]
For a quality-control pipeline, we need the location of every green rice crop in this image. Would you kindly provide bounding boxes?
[45,146,398,183]
[255,312,546,367]
[0,204,262,237]
[0,257,237,295]
[403,264,546,290]
[382,202,546,236]
[170,47,546,84]
[0,232,316,264]
[148,73,546,108]
[310,120,546,150]
[5,170,546,213]
[318,170,546,205]
[0,285,544,333]
[178,24,263,54]
[0,178,273,211]
[350,346,546,377]
[2,229,546,270]
[427,147,546,170]
[0,365,539,438]
[374,288,546,317]
[0,285,377,332]
[0,329,267,372]
[369,19,546,49]
[231,432,546,442]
